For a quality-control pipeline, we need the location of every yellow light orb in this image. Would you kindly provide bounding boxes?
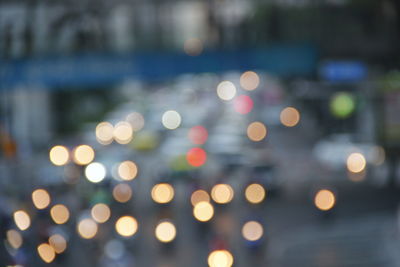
[85,162,106,183]
[13,210,30,231]
[6,229,23,249]
[96,122,114,145]
[245,184,266,204]
[151,183,174,204]
[216,81,236,101]
[162,110,182,130]
[113,121,133,144]
[77,218,98,239]
[347,152,366,173]
[48,234,67,254]
[280,107,300,127]
[118,160,138,181]
[126,112,145,132]
[190,190,210,206]
[155,221,177,243]
[115,216,138,237]
[50,204,70,224]
[240,71,260,91]
[242,221,263,241]
[211,184,234,204]
[193,201,214,222]
[247,122,267,142]
[49,145,69,166]
[208,250,234,267]
[32,189,51,209]
[113,183,132,203]
[314,189,336,211]
[37,243,56,263]
[73,144,95,165]
[91,203,111,223]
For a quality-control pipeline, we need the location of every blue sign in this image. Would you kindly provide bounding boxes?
[320,61,367,82]
[0,44,317,89]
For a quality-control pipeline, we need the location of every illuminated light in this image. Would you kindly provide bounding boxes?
[217,81,236,101]
[49,145,69,166]
[113,121,133,144]
[91,203,111,223]
[151,183,174,204]
[48,234,67,254]
[240,71,260,91]
[118,160,138,181]
[162,110,182,130]
[211,184,234,204]
[280,107,300,127]
[183,38,203,56]
[155,220,177,243]
[73,145,95,165]
[186,147,207,167]
[31,189,51,210]
[347,169,366,182]
[193,201,214,222]
[37,243,56,263]
[77,218,98,239]
[188,126,208,145]
[190,190,210,206]
[208,250,234,267]
[126,112,145,132]
[347,152,366,173]
[330,92,355,119]
[85,162,106,183]
[115,216,138,237]
[247,122,267,142]
[96,122,114,145]
[50,204,70,224]
[113,183,132,203]
[314,189,336,211]
[13,210,30,231]
[245,184,266,204]
[233,95,254,114]
[242,221,263,241]
[6,229,23,249]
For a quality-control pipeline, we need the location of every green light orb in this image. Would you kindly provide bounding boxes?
[330,92,355,119]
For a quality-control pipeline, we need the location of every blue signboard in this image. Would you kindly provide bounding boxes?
[320,61,367,82]
[0,44,317,89]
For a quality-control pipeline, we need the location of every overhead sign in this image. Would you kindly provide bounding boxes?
[0,44,317,89]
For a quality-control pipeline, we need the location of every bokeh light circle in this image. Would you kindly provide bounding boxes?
[49,145,69,166]
[162,110,182,130]
[151,183,174,204]
[85,162,106,183]
[115,216,138,237]
[186,147,207,167]
[240,71,260,91]
[247,122,267,142]
[73,144,95,165]
[211,184,234,204]
[242,221,263,241]
[245,184,266,204]
[155,220,177,243]
[347,152,366,173]
[193,201,214,222]
[233,95,254,114]
[217,81,236,101]
[314,189,336,211]
[280,107,300,127]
